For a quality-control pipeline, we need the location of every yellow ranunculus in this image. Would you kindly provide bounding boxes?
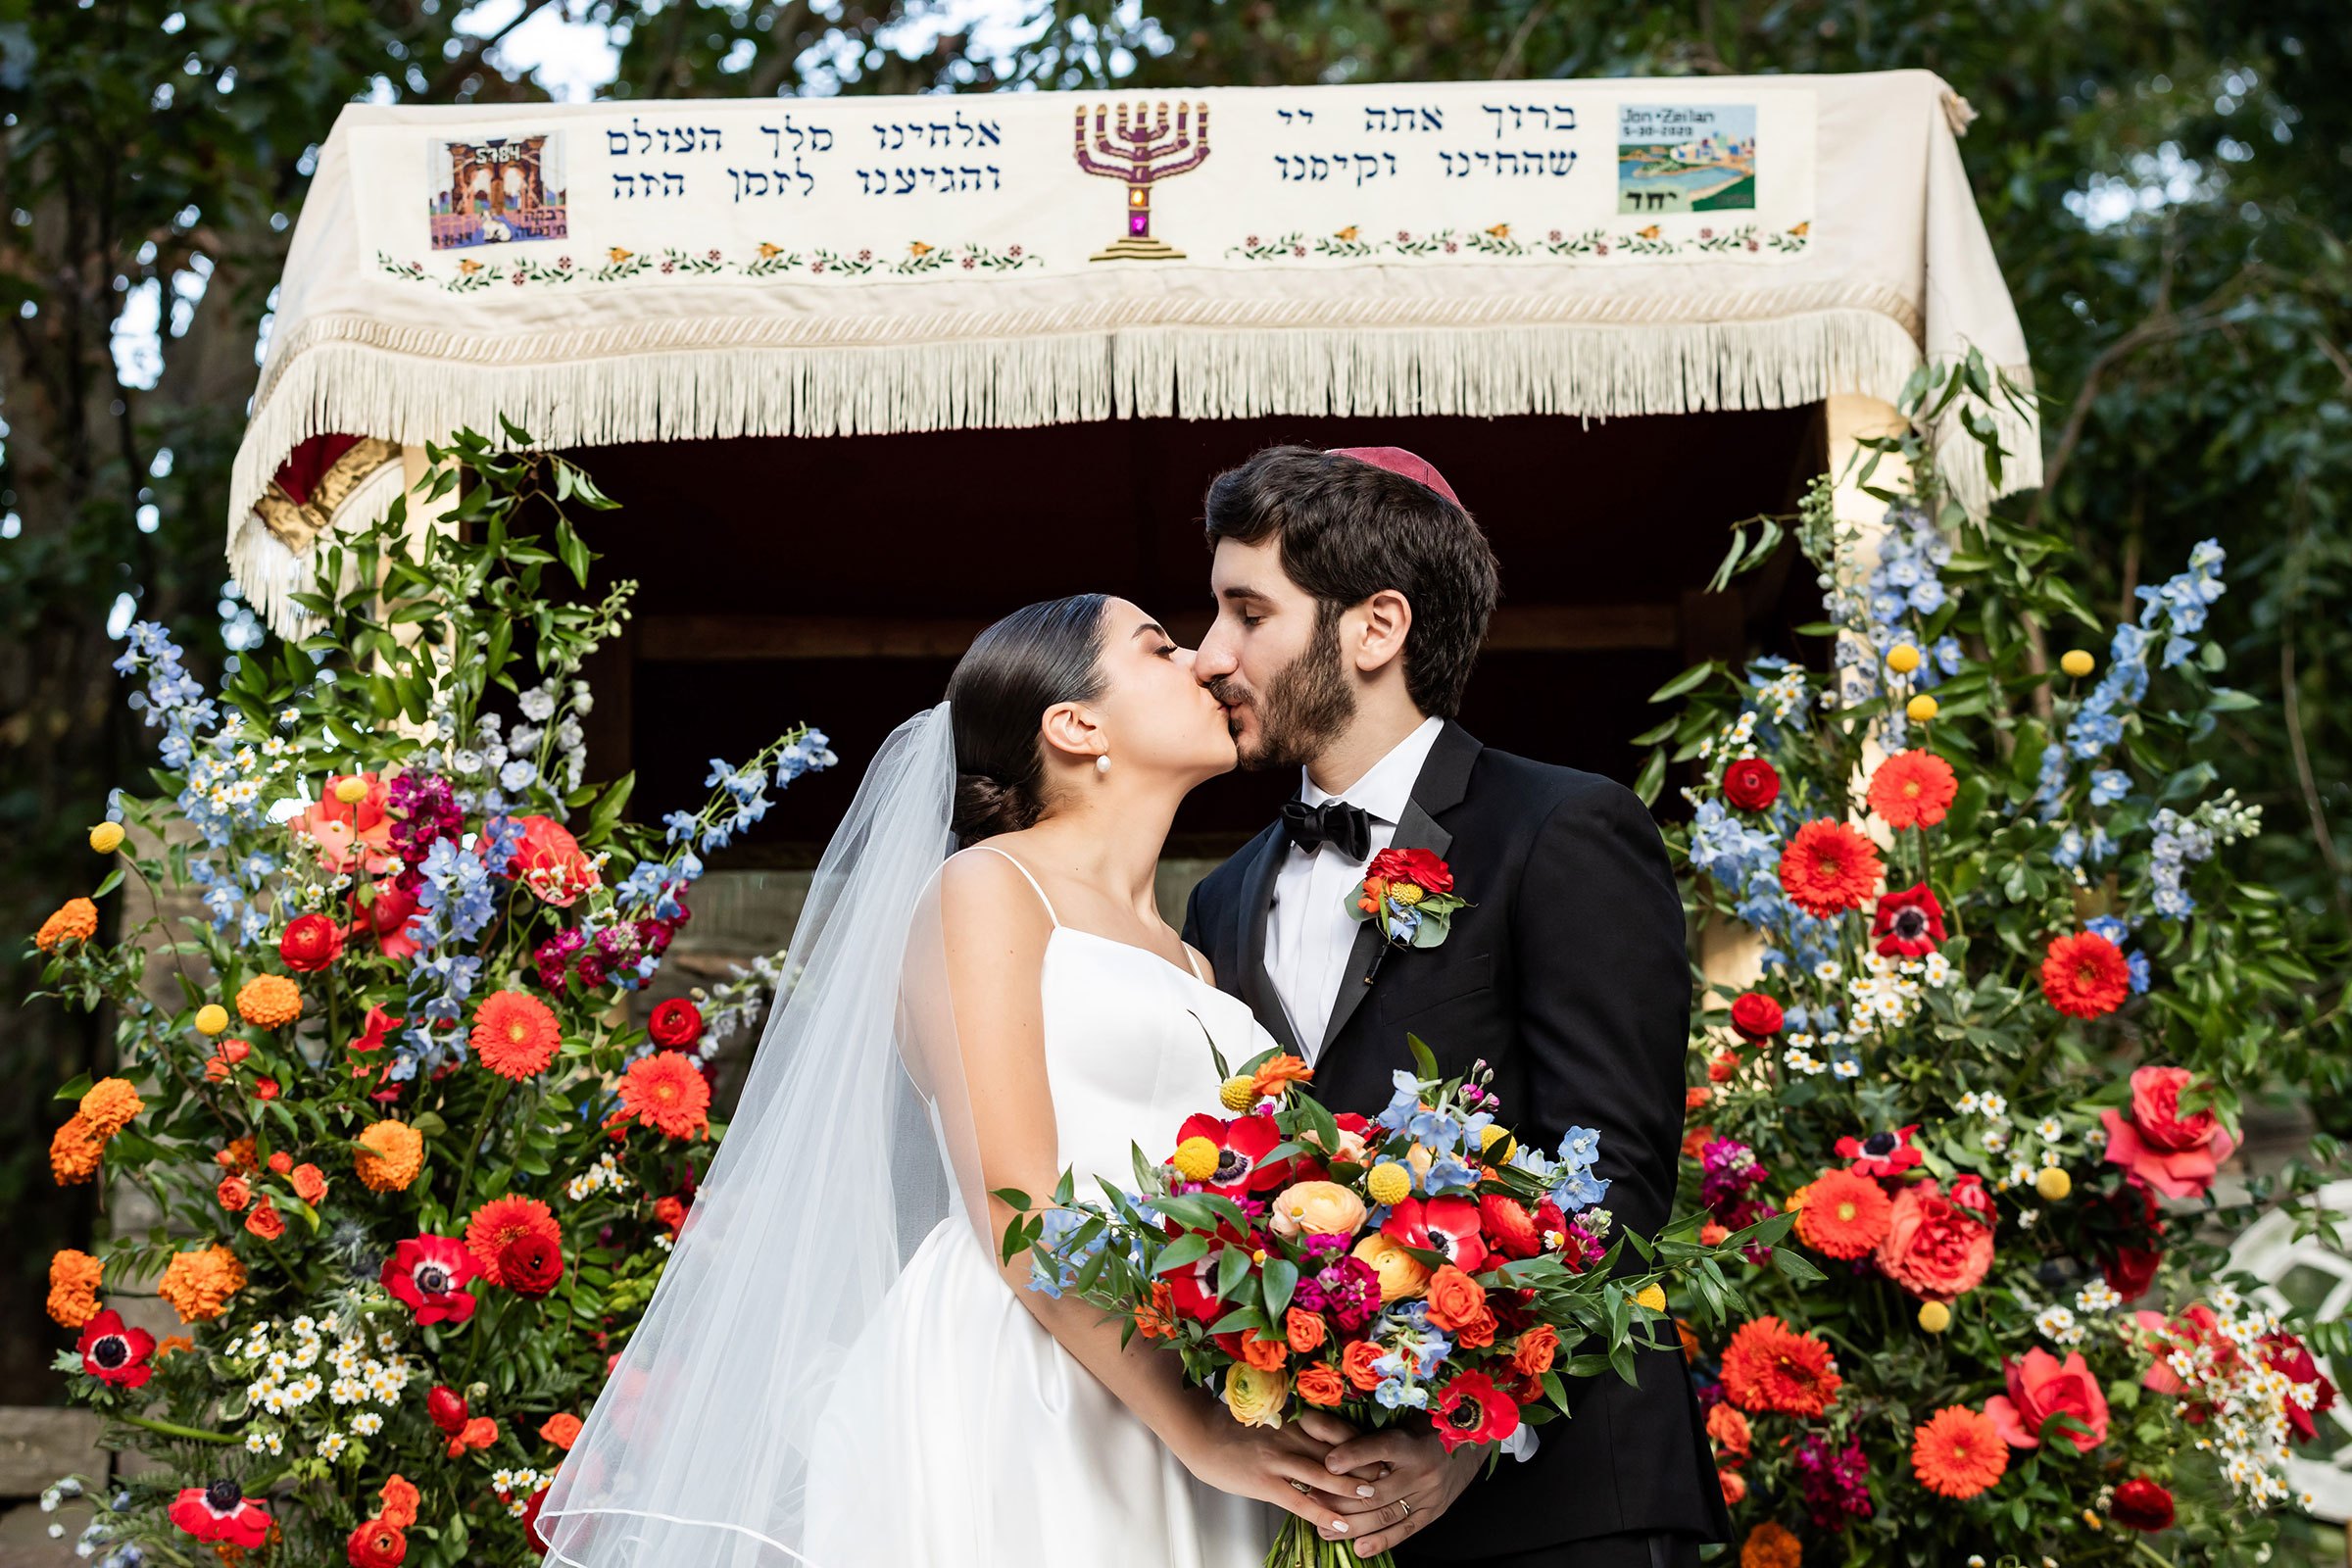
[1352,1233,1431,1303]
[1267,1181,1368,1240]
[1364,1162,1412,1206]
[88,822,125,855]
[1224,1363,1290,1428]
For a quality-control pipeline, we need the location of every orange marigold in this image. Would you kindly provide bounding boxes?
[1740,1521,1802,1568]
[466,1195,562,1288]
[236,974,303,1030]
[1913,1404,2008,1499]
[471,991,563,1081]
[158,1245,247,1322]
[156,1334,195,1359]
[47,1250,102,1327]
[216,1137,259,1174]
[50,1114,105,1185]
[616,1051,711,1140]
[1865,749,1960,831]
[1721,1315,1842,1417]
[35,898,99,952]
[1778,818,1885,919]
[78,1077,145,1138]
[1793,1169,1894,1260]
[355,1119,425,1193]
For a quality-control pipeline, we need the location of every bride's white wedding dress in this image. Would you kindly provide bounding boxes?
[804,850,1275,1567]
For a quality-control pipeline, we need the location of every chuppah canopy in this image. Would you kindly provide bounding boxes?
[229,68,2038,632]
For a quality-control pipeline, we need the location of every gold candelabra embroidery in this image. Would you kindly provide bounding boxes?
[1073,102,1210,262]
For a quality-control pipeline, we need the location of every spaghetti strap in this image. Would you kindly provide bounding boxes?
[972,845,1060,928]
[1182,946,1205,982]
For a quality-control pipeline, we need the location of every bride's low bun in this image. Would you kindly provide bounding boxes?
[946,595,1110,846]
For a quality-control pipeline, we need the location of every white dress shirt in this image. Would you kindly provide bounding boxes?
[1265,715,1445,1061]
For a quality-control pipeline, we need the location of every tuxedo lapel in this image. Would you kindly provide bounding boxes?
[1234,829,1302,1055]
[1316,722,1482,1057]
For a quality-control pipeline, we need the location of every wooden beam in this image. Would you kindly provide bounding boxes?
[637,603,1683,662]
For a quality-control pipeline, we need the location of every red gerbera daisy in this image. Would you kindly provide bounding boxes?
[380,1235,480,1325]
[1871,884,1947,956]
[1911,1404,2007,1499]
[1779,819,1885,918]
[1866,749,1960,829]
[1381,1196,1489,1273]
[1835,1124,1925,1178]
[1721,1314,1843,1417]
[616,1051,712,1140]
[465,1195,562,1289]
[1432,1370,1522,1452]
[470,991,563,1080]
[77,1307,157,1389]
[169,1482,271,1547]
[1794,1168,1894,1259]
[2041,931,2131,1019]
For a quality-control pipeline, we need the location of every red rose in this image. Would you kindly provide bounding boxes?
[520,1486,554,1553]
[1985,1347,2110,1451]
[426,1384,468,1436]
[2101,1245,2162,1299]
[347,1518,408,1568]
[2100,1065,2236,1199]
[1722,759,1779,811]
[1366,846,1452,895]
[499,1231,565,1297]
[649,997,704,1049]
[1729,992,1784,1040]
[280,912,345,971]
[2110,1478,2174,1532]
[1872,1179,1993,1303]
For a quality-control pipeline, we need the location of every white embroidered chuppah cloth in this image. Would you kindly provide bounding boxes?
[231,70,2036,629]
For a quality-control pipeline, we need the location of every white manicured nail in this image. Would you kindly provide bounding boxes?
[1356,1486,1375,1497]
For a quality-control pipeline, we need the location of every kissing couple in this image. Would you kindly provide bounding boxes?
[538,446,1726,1568]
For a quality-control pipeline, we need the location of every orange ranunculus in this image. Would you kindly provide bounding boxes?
[1707,1402,1752,1463]
[217,1174,253,1212]
[1296,1362,1346,1406]
[47,1250,102,1327]
[1342,1339,1384,1392]
[291,1163,327,1204]
[1866,749,1959,830]
[1238,1330,1288,1371]
[1137,1282,1179,1340]
[36,898,99,952]
[1267,1180,1367,1239]
[1912,1404,2008,1497]
[50,1114,104,1185]
[471,991,563,1081]
[245,1200,287,1241]
[539,1412,584,1450]
[1874,1179,1995,1303]
[377,1476,420,1531]
[293,773,395,875]
[1719,1468,1748,1505]
[356,1120,425,1193]
[1423,1264,1488,1332]
[1510,1324,1559,1379]
[1250,1054,1314,1100]
[236,974,302,1030]
[1285,1308,1327,1354]
[78,1078,144,1137]
[158,1245,247,1322]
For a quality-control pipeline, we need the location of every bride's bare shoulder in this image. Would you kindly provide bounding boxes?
[939,843,1054,939]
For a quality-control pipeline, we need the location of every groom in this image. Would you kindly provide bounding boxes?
[1182,447,1726,1568]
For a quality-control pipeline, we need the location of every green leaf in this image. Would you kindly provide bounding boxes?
[1405,1034,1439,1082]
[55,1073,94,1102]
[93,867,124,899]
[1261,1256,1298,1319]
[1769,1246,1826,1283]
[1152,1232,1211,1275]
[1632,747,1666,808]
[1215,1243,1253,1299]
[1646,661,1716,705]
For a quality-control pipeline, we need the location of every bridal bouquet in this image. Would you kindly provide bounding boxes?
[999,1037,1790,1568]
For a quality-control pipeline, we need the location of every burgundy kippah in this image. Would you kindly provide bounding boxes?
[1326,446,1461,506]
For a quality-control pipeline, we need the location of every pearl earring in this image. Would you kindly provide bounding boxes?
[1096,755,1111,775]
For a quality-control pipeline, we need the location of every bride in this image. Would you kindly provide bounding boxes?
[539,595,1360,1566]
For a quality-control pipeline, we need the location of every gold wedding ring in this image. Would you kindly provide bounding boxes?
[1290,1480,1313,1494]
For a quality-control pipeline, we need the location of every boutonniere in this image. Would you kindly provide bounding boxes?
[1348,847,1469,951]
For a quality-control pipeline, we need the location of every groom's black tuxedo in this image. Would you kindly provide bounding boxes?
[1183,722,1728,1563]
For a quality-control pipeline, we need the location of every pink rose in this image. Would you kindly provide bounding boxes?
[1872,1179,1993,1303]
[1985,1347,2110,1451]
[2100,1065,2236,1199]
[294,773,396,875]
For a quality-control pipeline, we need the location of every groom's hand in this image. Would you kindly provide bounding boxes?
[1298,1411,1485,1557]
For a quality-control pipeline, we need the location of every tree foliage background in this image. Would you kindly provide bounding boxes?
[2,0,2344,1403]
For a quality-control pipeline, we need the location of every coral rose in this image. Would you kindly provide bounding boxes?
[49,1114,104,1185]
[1351,1233,1432,1302]
[2042,930,2131,1019]
[1707,1402,1752,1463]
[292,1163,327,1203]
[35,897,99,952]
[236,974,302,1030]
[378,1476,419,1531]
[1269,1180,1367,1240]
[2100,1064,2237,1199]
[502,814,600,906]
[1911,1404,2006,1498]
[540,1412,584,1450]
[279,911,345,971]
[1794,1168,1893,1260]
[356,1119,426,1192]
[1424,1265,1489,1333]
[78,1078,144,1137]
[1984,1348,2109,1451]
[245,1200,287,1241]
[1296,1362,1345,1406]
[1284,1308,1327,1354]
[1722,758,1779,811]
[1779,819,1885,918]
[1866,749,1959,829]
[616,1051,712,1140]
[158,1245,247,1322]
[1873,1179,1994,1303]
[1510,1324,1559,1380]
[471,990,563,1080]
[1719,1468,1747,1505]
[47,1250,103,1327]
[215,1172,253,1211]
[1342,1339,1384,1392]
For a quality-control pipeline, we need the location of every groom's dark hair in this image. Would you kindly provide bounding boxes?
[1201,446,1499,718]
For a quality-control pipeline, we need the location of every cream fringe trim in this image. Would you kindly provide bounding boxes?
[228,310,2040,636]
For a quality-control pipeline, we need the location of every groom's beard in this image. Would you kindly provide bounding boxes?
[1207,610,1357,772]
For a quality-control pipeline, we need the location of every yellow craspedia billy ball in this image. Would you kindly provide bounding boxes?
[1634,1283,1668,1312]
[1218,1076,1258,1112]
[1885,644,1922,674]
[333,776,370,805]
[1171,1137,1221,1182]
[2060,649,2096,678]
[193,1004,230,1037]
[87,822,125,855]
[1905,694,1940,722]
[1480,1124,1515,1162]
[1918,1299,1952,1333]
[2035,1165,2073,1200]
[1365,1161,1413,1206]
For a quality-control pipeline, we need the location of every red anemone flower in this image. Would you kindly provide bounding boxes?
[380,1236,480,1326]
[1172,1112,1290,1197]
[1834,1125,1925,1179]
[169,1482,271,1547]
[1871,885,1948,957]
[1382,1196,1489,1273]
[1432,1370,1522,1451]
[77,1308,156,1389]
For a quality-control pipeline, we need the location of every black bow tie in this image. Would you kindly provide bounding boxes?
[1280,799,1372,860]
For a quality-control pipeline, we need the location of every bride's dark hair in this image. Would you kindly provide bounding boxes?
[946,594,1109,844]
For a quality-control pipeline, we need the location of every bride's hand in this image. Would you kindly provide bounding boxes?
[1177,1412,1368,1532]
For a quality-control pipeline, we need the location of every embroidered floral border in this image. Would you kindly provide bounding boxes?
[1225,220,1811,262]
[374,240,1042,291]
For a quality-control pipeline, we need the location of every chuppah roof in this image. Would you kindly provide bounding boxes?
[230,70,2037,630]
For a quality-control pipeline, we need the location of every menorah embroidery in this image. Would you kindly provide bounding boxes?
[1073,101,1211,262]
